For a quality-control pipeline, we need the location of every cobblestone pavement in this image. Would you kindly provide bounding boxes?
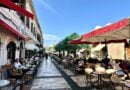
[31,58,71,90]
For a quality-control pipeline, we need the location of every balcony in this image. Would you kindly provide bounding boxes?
[0,7,38,43]
[25,27,39,44]
[0,7,25,35]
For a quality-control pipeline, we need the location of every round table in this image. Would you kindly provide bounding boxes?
[0,80,10,90]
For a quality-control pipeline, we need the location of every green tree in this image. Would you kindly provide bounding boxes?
[55,33,79,57]
[55,33,90,57]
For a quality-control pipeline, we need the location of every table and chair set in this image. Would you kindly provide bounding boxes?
[84,64,130,90]
[0,58,42,90]
[0,68,10,90]
[53,55,130,90]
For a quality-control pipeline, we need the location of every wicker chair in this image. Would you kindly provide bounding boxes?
[111,73,124,90]
[85,68,97,88]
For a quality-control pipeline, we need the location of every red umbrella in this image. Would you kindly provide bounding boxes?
[68,38,92,44]
[69,38,127,45]
[81,18,130,60]
[81,18,129,43]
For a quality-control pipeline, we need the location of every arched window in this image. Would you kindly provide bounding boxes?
[7,41,16,63]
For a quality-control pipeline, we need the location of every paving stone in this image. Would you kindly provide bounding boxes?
[31,58,71,90]
[36,59,61,77]
[31,78,71,90]
[31,58,130,90]
[71,75,86,87]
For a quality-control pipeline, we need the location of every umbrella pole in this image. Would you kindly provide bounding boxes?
[124,44,126,60]
[105,39,108,59]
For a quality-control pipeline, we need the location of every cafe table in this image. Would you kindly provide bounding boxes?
[0,80,10,90]
[94,67,106,89]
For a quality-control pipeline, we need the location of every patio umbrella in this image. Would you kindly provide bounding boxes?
[81,18,129,43]
[68,38,92,44]
[81,18,130,59]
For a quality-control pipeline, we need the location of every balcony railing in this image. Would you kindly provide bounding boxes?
[0,7,39,43]
[0,8,25,35]
[25,27,39,44]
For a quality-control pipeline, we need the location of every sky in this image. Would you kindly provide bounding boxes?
[33,0,130,47]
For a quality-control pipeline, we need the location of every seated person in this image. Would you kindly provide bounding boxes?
[25,59,32,67]
[102,57,110,69]
[88,57,98,64]
[116,70,125,76]
[81,55,87,64]
[111,60,125,76]
[14,58,25,69]
[120,61,127,70]
[78,60,84,66]
[77,60,85,70]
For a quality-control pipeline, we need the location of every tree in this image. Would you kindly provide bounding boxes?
[55,32,90,57]
[55,33,79,57]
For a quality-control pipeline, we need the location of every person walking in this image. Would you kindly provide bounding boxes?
[45,53,48,60]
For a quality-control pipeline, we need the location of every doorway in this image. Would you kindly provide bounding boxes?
[7,41,16,63]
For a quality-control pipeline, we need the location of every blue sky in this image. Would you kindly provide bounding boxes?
[33,0,130,47]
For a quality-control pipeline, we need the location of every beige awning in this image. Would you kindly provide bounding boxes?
[107,43,125,60]
[25,44,39,50]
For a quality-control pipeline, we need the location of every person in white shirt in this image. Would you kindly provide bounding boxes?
[111,60,124,76]
[14,58,23,69]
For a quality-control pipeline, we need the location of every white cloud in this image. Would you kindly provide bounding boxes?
[43,34,60,47]
[37,0,60,16]
[105,23,111,26]
[94,25,102,30]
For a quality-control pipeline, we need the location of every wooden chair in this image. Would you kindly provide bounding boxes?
[1,64,23,85]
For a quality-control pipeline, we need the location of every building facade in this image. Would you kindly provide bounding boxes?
[0,0,43,66]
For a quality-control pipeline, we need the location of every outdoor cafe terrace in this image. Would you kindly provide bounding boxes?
[1,54,130,90]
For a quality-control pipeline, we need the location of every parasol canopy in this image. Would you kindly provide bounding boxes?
[68,38,92,44]
[81,18,130,43]
[81,18,130,60]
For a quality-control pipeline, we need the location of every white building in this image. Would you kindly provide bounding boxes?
[0,0,43,66]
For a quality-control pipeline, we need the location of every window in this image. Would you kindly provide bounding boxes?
[37,34,41,43]
[33,27,35,36]
[18,0,26,22]
[26,17,30,28]
[20,15,25,22]
[31,23,33,33]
